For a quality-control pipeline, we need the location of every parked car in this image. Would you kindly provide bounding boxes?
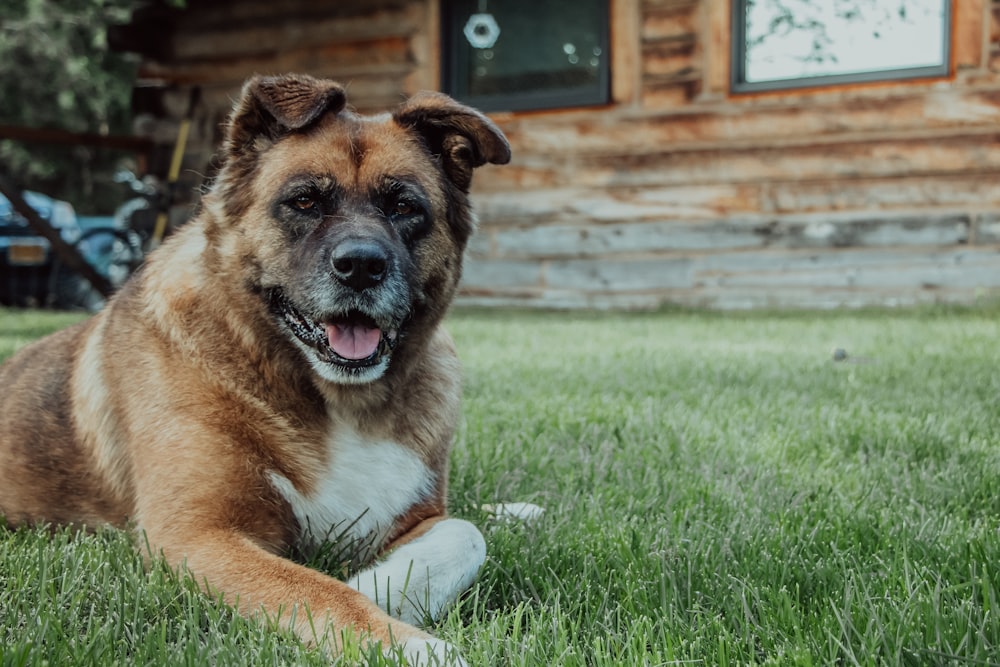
[0,190,79,307]
[0,191,141,310]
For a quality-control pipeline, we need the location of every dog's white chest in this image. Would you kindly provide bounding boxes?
[268,426,434,552]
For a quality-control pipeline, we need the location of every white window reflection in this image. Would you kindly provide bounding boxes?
[733,0,950,92]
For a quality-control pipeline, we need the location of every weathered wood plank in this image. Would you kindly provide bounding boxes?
[481,213,970,260]
[642,42,698,78]
[404,0,436,93]
[139,36,414,86]
[460,259,544,290]
[168,0,407,31]
[641,82,702,108]
[975,213,1000,243]
[170,5,419,61]
[456,285,1000,311]
[455,289,666,311]
[700,0,730,98]
[494,89,1000,156]
[545,257,694,291]
[488,220,766,258]
[459,247,1000,310]
[695,251,1000,290]
[471,184,761,224]
[611,0,642,106]
[165,71,408,111]
[692,247,1000,275]
[641,3,698,42]
[473,175,1000,226]
[477,132,1000,191]
[956,0,987,70]
[769,214,970,249]
[678,287,994,310]
[764,174,1000,213]
[582,133,1000,185]
[641,0,699,10]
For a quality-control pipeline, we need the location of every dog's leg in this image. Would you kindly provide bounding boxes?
[350,518,486,627]
[155,529,465,666]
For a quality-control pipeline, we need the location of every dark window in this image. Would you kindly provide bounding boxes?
[731,0,951,94]
[442,0,610,112]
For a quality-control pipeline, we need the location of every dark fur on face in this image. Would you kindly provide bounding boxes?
[210,75,510,386]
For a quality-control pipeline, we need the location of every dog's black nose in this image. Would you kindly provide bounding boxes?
[331,240,389,291]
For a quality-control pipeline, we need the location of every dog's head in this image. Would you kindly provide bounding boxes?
[208,74,509,385]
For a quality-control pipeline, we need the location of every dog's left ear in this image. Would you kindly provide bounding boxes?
[225,74,347,155]
[394,92,511,191]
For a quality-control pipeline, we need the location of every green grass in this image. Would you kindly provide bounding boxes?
[2,305,999,666]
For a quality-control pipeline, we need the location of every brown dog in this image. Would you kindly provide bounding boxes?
[0,74,510,664]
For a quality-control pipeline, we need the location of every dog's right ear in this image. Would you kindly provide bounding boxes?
[224,74,347,156]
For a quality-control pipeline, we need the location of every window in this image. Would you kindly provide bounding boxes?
[731,0,951,93]
[442,0,610,112]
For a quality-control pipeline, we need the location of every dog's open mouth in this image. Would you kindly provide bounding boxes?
[269,290,400,369]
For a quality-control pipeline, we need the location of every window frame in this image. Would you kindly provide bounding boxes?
[729,0,952,94]
[440,0,611,113]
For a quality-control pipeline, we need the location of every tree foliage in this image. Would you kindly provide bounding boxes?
[0,0,140,213]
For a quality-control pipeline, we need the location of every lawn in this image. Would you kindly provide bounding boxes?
[1,305,999,666]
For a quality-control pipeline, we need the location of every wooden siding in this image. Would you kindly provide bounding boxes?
[120,0,1000,309]
[466,0,1000,309]
[122,0,435,203]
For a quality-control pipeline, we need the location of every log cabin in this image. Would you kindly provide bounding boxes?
[111,0,1000,309]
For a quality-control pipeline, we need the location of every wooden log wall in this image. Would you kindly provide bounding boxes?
[122,0,1000,309]
[122,0,437,215]
[464,0,1000,309]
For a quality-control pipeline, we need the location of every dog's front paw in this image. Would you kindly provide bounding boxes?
[401,637,467,666]
[352,518,486,625]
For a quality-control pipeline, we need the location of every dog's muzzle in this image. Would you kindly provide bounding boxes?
[268,289,401,371]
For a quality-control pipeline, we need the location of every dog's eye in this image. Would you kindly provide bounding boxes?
[393,201,417,217]
[291,195,317,211]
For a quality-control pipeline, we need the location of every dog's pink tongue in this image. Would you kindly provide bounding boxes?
[326,323,381,360]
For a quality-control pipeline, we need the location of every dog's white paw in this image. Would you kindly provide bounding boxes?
[352,519,486,625]
[401,637,467,666]
[481,501,545,523]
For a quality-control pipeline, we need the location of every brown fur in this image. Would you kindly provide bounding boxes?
[0,74,509,659]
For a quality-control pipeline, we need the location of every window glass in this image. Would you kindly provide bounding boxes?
[732,0,950,93]
[443,0,610,112]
